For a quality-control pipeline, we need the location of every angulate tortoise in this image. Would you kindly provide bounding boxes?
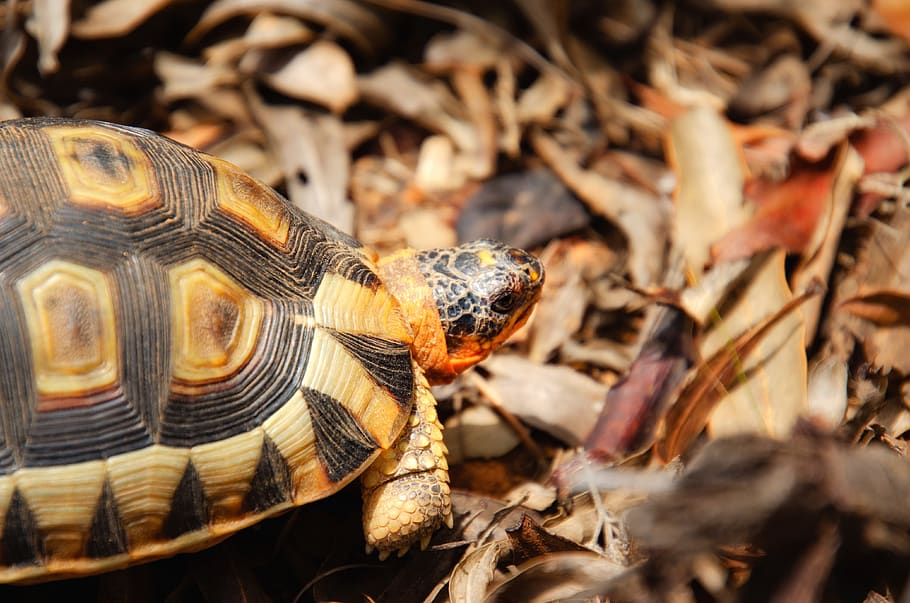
[0,117,543,583]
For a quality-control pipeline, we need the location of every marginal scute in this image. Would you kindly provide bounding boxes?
[190,428,264,522]
[105,446,190,548]
[168,258,264,385]
[243,435,293,513]
[44,125,159,215]
[162,461,210,539]
[86,480,128,559]
[260,390,328,500]
[2,489,43,567]
[17,259,119,407]
[209,157,291,248]
[14,460,106,560]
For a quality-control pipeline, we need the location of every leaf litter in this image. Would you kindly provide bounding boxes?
[4,1,910,601]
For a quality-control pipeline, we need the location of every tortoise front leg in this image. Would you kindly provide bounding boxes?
[360,366,452,558]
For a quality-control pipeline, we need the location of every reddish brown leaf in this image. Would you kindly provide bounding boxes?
[711,163,835,264]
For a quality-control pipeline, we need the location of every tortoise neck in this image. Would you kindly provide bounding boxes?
[377,249,457,384]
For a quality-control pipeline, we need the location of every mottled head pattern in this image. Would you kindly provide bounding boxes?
[416,240,544,372]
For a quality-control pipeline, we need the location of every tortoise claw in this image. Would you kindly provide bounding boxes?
[444,513,454,529]
[378,549,391,561]
[420,534,432,550]
[396,545,409,558]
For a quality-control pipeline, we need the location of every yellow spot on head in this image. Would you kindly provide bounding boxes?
[475,250,496,267]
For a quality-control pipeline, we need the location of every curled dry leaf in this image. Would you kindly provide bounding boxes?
[25,0,69,74]
[424,29,502,72]
[729,54,811,128]
[444,405,520,463]
[189,0,388,56]
[204,13,314,66]
[154,52,240,103]
[243,40,358,113]
[525,244,589,363]
[249,97,353,232]
[485,551,626,603]
[832,206,910,373]
[359,62,476,155]
[70,0,177,38]
[530,129,668,286]
[480,355,607,446]
[706,251,808,439]
[806,354,848,429]
[667,106,747,277]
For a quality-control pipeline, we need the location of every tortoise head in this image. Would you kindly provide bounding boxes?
[414,240,544,375]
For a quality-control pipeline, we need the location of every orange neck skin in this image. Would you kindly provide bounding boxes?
[378,249,459,384]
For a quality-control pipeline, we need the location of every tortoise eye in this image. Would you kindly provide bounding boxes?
[491,292,517,314]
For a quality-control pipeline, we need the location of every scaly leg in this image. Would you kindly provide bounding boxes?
[360,366,453,558]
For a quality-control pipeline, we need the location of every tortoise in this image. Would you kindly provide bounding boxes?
[0,117,543,583]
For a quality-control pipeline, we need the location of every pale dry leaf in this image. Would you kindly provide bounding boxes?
[25,0,69,74]
[796,113,873,161]
[204,13,314,66]
[792,145,863,343]
[831,206,910,372]
[190,0,388,56]
[71,0,176,38]
[444,405,521,463]
[206,134,284,187]
[154,52,240,103]
[448,540,510,603]
[249,98,354,232]
[806,354,848,429]
[359,62,477,152]
[398,208,457,250]
[530,129,668,286]
[678,258,752,325]
[706,250,808,438]
[516,71,572,125]
[667,106,747,278]
[480,355,607,445]
[451,69,497,180]
[246,40,358,113]
[424,28,502,71]
[414,134,460,193]
[527,243,588,363]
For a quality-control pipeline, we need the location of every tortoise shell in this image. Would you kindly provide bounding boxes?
[0,118,417,582]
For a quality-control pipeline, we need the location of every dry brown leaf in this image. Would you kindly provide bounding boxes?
[480,355,607,445]
[667,106,747,277]
[190,0,388,56]
[154,52,240,103]
[244,41,358,113]
[25,0,69,74]
[448,540,509,603]
[706,251,808,438]
[424,29,502,71]
[444,405,520,463]
[71,0,177,38]
[486,551,626,603]
[248,98,353,231]
[204,13,314,66]
[516,71,572,125]
[526,250,587,363]
[806,355,848,429]
[530,129,668,286]
[358,62,470,146]
[792,145,863,343]
[830,206,910,372]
